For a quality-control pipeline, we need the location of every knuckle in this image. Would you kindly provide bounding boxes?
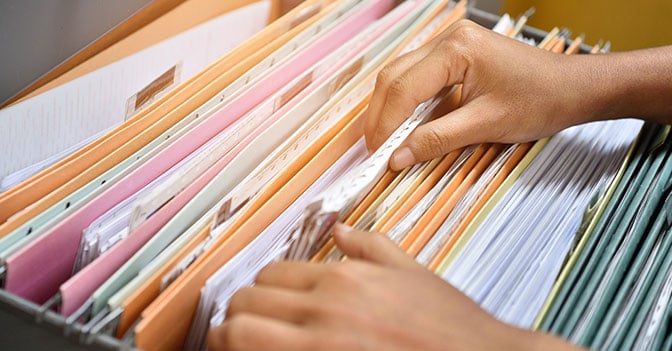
[306,299,339,320]
[255,261,280,282]
[452,18,473,29]
[416,128,450,159]
[221,316,251,349]
[228,287,253,311]
[434,37,472,74]
[442,20,482,61]
[376,65,397,87]
[450,19,482,42]
[387,76,409,97]
[308,298,362,328]
[325,261,359,286]
[387,77,417,105]
[254,264,272,282]
[436,36,457,55]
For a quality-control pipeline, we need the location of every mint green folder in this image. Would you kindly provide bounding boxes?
[610,222,672,350]
[581,199,668,347]
[558,130,672,341]
[540,123,658,332]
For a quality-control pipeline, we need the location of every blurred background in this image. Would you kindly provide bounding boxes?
[1,0,671,104]
[500,0,672,51]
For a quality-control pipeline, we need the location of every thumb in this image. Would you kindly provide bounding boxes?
[333,223,419,270]
[389,102,490,171]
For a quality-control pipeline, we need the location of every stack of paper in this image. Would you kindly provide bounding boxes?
[441,119,642,328]
[538,123,672,350]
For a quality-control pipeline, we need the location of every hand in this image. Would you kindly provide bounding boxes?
[208,224,579,351]
[364,19,595,171]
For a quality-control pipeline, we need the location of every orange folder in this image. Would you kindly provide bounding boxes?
[425,32,580,270]
[551,35,567,53]
[0,0,334,236]
[370,158,441,230]
[427,142,532,270]
[347,170,401,226]
[135,100,367,351]
[134,3,465,349]
[399,144,499,256]
[352,168,409,226]
[116,225,210,337]
[310,168,402,262]
[377,149,460,233]
[15,0,279,104]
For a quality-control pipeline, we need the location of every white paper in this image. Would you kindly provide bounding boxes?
[0,1,270,181]
[442,119,642,328]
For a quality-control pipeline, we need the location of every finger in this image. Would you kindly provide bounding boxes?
[365,45,435,152]
[389,101,495,170]
[365,20,483,152]
[368,41,472,152]
[365,16,477,130]
[209,313,315,351]
[227,286,314,324]
[333,223,419,270]
[367,51,455,151]
[255,261,325,290]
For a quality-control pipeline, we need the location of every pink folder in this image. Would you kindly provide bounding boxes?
[57,0,410,316]
[5,0,393,305]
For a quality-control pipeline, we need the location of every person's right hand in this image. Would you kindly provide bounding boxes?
[364,19,598,171]
[208,224,581,351]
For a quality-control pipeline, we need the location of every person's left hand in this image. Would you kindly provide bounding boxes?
[207,224,574,351]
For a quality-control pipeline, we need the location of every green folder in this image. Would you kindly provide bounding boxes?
[579,198,668,347]
[540,123,658,332]
[558,130,672,341]
[613,222,672,350]
[540,124,672,350]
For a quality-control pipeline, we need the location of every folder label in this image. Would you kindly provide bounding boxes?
[126,64,181,119]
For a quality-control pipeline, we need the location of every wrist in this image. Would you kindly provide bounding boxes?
[552,53,618,126]
[559,47,672,126]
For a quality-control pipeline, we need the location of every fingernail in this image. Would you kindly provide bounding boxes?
[333,223,353,236]
[365,139,375,156]
[391,147,415,170]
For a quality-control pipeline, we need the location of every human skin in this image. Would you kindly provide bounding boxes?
[209,224,581,351]
[208,18,672,351]
[365,19,672,170]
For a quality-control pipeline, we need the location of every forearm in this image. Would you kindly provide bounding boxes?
[561,45,672,126]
